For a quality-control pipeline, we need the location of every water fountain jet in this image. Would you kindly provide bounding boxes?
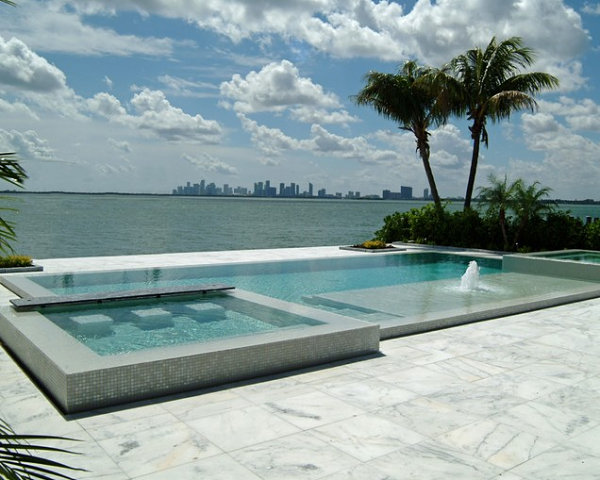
[460,260,480,291]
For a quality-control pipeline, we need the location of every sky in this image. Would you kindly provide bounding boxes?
[0,0,599,200]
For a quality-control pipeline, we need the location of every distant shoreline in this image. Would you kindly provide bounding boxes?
[1,190,598,204]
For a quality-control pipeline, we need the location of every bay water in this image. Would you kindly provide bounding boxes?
[3,193,599,259]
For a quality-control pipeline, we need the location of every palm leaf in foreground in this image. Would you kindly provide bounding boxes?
[0,419,86,480]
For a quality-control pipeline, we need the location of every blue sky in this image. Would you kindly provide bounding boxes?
[0,0,599,199]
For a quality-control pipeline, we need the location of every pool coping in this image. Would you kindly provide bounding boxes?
[9,283,235,311]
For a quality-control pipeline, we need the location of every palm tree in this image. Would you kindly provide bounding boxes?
[354,61,447,209]
[513,180,554,248]
[0,153,27,253]
[442,37,559,210]
[477,174,521,250]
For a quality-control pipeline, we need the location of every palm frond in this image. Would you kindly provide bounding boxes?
[0,153,27,188]
[0,419,86,480]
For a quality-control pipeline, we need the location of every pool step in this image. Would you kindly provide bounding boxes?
[302,295,404,323]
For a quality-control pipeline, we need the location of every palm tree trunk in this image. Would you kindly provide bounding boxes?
[464,125,481,210]
[416,136,442,210]
[499,208,509,250]
[423,157,442,209]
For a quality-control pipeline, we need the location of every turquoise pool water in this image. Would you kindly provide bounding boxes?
[12,252,502,355]
[44,294,323,356]
[536,250,600,264]
[27,253,501,303]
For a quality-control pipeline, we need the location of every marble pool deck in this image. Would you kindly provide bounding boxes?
[1,246,600,479]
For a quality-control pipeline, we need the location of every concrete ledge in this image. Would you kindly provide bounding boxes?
[9,283,234,311]
[0,264,43,274]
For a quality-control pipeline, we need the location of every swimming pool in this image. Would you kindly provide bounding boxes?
[529,249,600,264]
[4,250,600,339]
[2,249,600,412]
[4,252,502,301]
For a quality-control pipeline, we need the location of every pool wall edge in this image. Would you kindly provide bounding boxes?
[504,253,600,282]
[63,325,378,412]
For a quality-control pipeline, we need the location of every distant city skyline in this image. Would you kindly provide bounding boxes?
[172,179,429,200]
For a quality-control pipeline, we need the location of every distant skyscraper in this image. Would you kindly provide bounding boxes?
[424,188,429,199]
[308,182,313,197]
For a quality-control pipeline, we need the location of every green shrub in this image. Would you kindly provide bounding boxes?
[446,209,487,248]
[0,254,33,268]
[353,239,390,249]
[585,220,600,250]
[374,204,591,252]
[375,211,412,243]
[539,212,585,251]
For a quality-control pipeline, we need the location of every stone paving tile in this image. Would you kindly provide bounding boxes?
[320,463,402,480]
[424,355,507,382]
[135,453,261,479]
[375,396,483,439]
[1,392,85,437]
[231,375,316,404]
[463,341,562,369]
[509,444,600,480]
[430,382,528,418]
[367,440,502,479]
[162,387,253,422]
[568,424,600,457]
[263,390,366,430]
[513,358,590,386]
[535,384,600,422]
[96,420,221,478]
[186,404,300,451]
[230,430,360,479]
[313,376,419,411]
[436,418,556,469]
[310,412,425,462]
[472,371,566,401]
[490,400,598,443]
[375,364,469,396]
[38,430,126,479]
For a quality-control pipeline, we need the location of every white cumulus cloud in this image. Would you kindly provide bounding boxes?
[0,36,67,92]
[220,60,341,115]
[88,89,223,143]
[0,129,57,162]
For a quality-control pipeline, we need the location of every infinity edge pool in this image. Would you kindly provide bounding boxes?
[2,247,600,413]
